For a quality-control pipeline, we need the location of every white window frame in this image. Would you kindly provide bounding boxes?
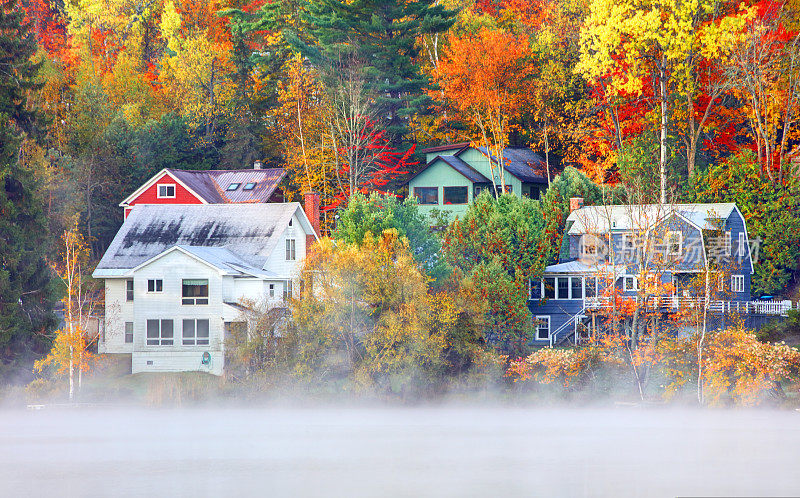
[285,239,296,260]
[182,319,210,346]
[717,274,724,292]
[147,279,163,293]
[124,321,133,343]
[283,280,293,300]
[535,316,550,341]
[623,275,639,292]
[723,230,732,255]
[269,283,275,298]
[584,276,598,298]
[157,184,176,199]
[146,319,174,346]
[731,275,745,293]
[181,279,209,305]
[556,277,570,300]
[665,231,683,258]
[570,276,583,300]
[738,232,746,261]
[126,279,134,301]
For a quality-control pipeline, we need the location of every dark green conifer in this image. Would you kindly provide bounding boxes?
[0,0,58,376]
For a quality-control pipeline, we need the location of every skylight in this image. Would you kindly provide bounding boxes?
[227,183,241,191]
[243,182,257,190]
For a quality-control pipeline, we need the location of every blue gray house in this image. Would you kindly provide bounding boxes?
[527,201,773,346]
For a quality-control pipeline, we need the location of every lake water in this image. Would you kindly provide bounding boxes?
[1,406,798,497]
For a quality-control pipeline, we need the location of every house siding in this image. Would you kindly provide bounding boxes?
[125,172,203,216]
[129,250,224,375]
[409,160,474,218]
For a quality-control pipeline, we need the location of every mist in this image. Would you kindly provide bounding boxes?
[2,406,798,497]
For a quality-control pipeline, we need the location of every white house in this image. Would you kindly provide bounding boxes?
[92,201,319,375]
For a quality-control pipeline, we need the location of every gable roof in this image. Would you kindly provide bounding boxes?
[94,203,313,276]
[476,147,548,183]
[567,203,739,234]
[130,245,279,278]
[120,168,286,207]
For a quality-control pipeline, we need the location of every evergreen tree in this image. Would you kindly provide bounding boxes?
[0,0,58,377]
[295,0,456,146]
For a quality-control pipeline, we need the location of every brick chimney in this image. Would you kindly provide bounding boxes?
[254,160,262,170]
[303,191,321,242]
[569,197,584,213]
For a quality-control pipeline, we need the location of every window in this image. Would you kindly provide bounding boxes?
[283,280,293,300]
[227,183,241,191]
[124,322,133,343]
[723,231,732,255]
[414,187,439,205]
[718,274,724,292]
[585,277,597,298]
[544,277,556,299]
[731,275,745,293]
[443,186,468,205]
[535,316,550,341]
[571,277,583,299]
[182,279,209,305]
[126,279,134,301]
[147,279,163,293]
[624,275,639,292]
[269,283,275,298]
[530,280,542,300]
[243,182,257,190]
[738,232,747,261]
[288,218,293,227]
[474,185,488,198]
[285,239,296,260]
[182,319,210,346]
[494,185,513,196]
[146,319,173,346]
[157,184,175,198]
[666,231,682,258]
[557,277,569,299]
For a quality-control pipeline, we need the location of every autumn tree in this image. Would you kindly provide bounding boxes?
[292,230,461,395]
[434,28,533,195]
[576,0,742,199]
[34,223,98,400]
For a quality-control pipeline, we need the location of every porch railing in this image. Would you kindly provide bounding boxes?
[582,296,794,316]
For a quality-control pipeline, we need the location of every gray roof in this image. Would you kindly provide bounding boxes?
[173,246,278,277]
[438,155,491,183]
[477,147,548,183]
[168,168,285,203]
[567,203,739,234]
[94,203,306,276]
[543,261,626,276]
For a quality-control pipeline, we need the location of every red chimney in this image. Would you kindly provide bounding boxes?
[303,192,321,244]
[570,197,584,213]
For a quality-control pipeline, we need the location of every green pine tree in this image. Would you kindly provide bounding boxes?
[0,0,58,377]
[294,0,456,147]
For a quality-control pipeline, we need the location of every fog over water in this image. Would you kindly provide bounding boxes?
[1,407,798,497]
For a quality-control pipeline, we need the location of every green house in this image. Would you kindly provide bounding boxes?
[405,143,549,218]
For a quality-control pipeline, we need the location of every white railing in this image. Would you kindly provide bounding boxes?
[582,296,793,316]
[549,307,587,347]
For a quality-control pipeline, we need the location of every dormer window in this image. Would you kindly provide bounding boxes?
[227,183,241,191]
[157,184,176,198]
[243,182,257,190]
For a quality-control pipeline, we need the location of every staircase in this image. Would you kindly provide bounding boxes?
[548,307,588,347]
